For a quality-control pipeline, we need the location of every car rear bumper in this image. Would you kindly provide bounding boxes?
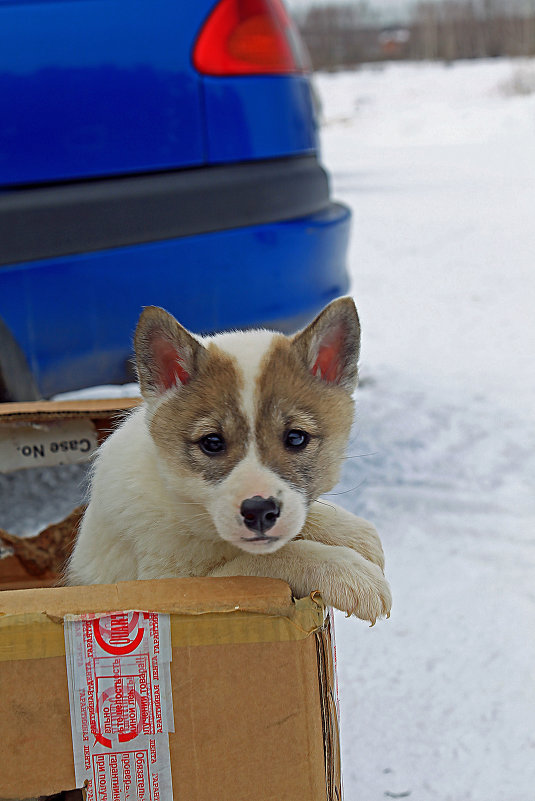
[0,202,351,397]
[0,155,329,267]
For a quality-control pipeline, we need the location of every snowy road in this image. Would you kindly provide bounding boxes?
[317,60,535,800]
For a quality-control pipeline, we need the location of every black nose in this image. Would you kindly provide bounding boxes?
[240,496,281,534]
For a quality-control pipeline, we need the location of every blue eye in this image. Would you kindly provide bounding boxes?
[199,434,225,455]
[284,429,310,450]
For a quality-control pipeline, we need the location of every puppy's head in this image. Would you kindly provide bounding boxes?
[134,297,360,553]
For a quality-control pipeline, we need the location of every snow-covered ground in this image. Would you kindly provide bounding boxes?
[315,59,535,800]
[2,57,534,801]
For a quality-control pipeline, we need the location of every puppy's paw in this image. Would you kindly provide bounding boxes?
[340,517,386,572]
[304,504,386,571]
[319,552,392,624]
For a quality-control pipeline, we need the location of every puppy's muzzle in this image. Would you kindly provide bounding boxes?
[240,496,280,535]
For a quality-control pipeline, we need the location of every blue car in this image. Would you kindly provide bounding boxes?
[0,0,351,401]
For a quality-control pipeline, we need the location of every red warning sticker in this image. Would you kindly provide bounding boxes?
[64,611,174,801]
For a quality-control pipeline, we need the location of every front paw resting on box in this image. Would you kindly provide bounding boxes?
[210,541,391,624]
[313,547,392,624]
[302,502,386,571]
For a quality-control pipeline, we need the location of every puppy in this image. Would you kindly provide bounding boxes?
[67,297,391,623]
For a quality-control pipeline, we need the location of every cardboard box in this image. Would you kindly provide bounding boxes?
[0,401,342,801]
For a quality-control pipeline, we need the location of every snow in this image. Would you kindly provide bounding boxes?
[2,57,534,800]
[316,59,535,800]
[53,383,141,401]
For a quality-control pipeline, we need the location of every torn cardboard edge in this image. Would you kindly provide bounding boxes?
[0,506,85,581]
[21,790,86,801]
[316,612,343,801]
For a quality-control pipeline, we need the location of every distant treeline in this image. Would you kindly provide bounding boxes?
[296,1,535,68]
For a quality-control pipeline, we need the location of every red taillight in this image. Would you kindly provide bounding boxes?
[193,0,309,76]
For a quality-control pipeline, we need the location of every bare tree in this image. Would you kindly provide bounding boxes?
[295,0,535,68]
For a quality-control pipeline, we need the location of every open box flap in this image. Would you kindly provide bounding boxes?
[0,397,141,423]
[0,399,142,589]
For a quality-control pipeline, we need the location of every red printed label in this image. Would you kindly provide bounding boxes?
[64,611,174,801]
[92,750,154,801]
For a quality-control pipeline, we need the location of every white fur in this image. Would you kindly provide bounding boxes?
[68,325,391,623]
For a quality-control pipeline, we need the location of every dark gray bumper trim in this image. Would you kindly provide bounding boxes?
[0,155,329,266]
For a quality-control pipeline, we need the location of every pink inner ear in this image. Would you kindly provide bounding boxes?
[311,326,345,383]
[152,336,190,390]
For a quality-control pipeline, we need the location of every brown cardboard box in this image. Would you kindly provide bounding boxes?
[0,401,342,801]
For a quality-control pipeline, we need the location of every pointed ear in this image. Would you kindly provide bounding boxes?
[292,297,360,392]
[134,306,205,398]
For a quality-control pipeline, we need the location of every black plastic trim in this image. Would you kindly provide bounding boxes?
[0,156,329,267]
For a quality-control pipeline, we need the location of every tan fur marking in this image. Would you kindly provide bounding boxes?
[150,343,249,483]
[255,335,355,502]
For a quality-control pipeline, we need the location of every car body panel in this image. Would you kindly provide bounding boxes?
[201,75,318,162]
[0,0,211,184]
